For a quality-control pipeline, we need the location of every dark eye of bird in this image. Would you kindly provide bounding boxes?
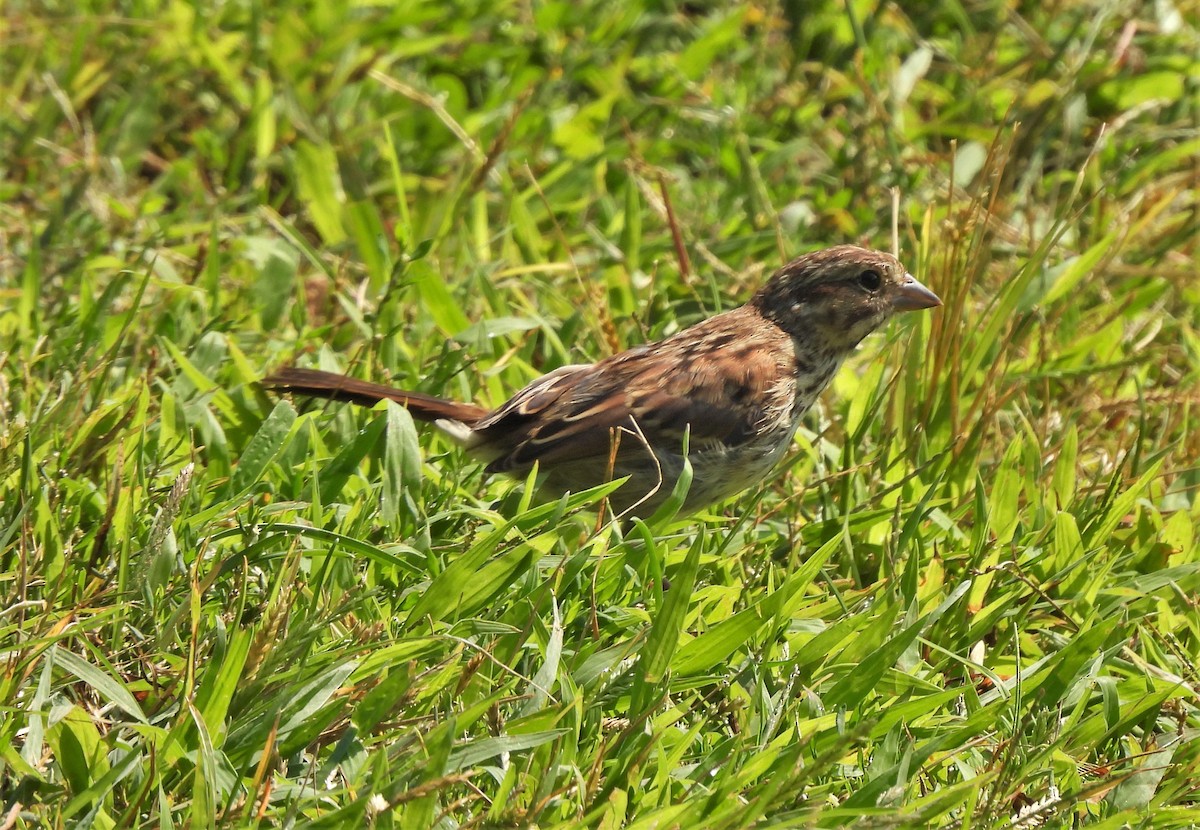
[858,269,882,291]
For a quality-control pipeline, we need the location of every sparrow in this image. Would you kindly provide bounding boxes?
[264,245,941,516]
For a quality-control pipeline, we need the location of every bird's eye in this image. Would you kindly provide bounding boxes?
[858,269,882,291]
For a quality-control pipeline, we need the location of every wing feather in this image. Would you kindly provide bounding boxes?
[472,311,795,474]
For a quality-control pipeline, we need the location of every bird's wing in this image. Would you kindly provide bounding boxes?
[471,314,795,474]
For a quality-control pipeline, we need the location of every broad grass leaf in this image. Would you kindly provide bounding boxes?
[1161,509,1194,557]
[50,707,108,796]
[987,438,1023,545]
[409,259,470,336]
[242,236,298,331]
[188,701,218,830]
[382,400,421,524]
[161,336,239,422]
[1051,511,1085,578]
[432,543,535,624]
[20,654,53,769]
[1113,563,1200,596]
[671,531,840,676]
[646,450,694,529]
[62,748,141,820]
[622,804,690,830]
[952,141,988,187]
[293,140,346,244]
[317,411,388,504]
[454,315,541,346]
[551,99,610,159]
[958,250,1044,384]
[353,639,443,677]
[893,45,933,105]
[274,662,358,757]
[353,665,415,734]
[1065,684,1177,751]
[521,598,563,715]
[1041,232,1117,307]
[403,523,523,628]
[447,729,569,772]
[632,533,703,711]
[791,612,871,676]
[1096,70,1186,110]
[345,199,390,290]
[53,647,148,724]
[229,400,296,496]
[211,523,424,577]
[403,713,457,830]
[1108,744,1176,809]
[824,610,926,710]
[678,9,745,78]
[1053,424,1079,509]
[193,627,252,742]
[1085,459,1164,547]
[870,688,969,738]
[1026,619,1117,708]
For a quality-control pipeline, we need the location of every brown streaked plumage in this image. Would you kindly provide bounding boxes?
[263,245,941,516]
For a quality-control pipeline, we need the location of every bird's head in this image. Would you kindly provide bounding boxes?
[751,245,941,351]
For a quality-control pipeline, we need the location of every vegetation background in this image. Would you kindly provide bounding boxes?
[2,0,1198,826]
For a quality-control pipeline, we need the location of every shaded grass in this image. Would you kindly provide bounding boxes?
[2,0,1199,827]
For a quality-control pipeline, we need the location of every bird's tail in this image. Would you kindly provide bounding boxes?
[261,367,488,425]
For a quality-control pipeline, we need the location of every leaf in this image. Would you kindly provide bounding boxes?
[273,662,359,756]
[1028,619,1116,707]
[424,543,534,625]
[446,729,569,771]
[353,665,415,734]
[52,707,108,795]
[230,400,296,496]
[382,400,422,524]
[206,523,424,577]
[1051,511,1085,577]
[293,139,346,244]
[824,610,926,710]
[242,235,299,331]
[671,532,839,675]
[1108,744,1176,809]
[1039,231,1118,307]
[54,647,148,724]
[318,411,389,504]
[453,315,542,347]
[160,336,239,421]
[952,142,988,187]
[403,522,523,628]
[62,747,142,819]
[1052,424,1078,509]
[1085,459,1164,546]
[1161,509,1194,556]
[345,199,390,289]
[188,702,218,829]
[551,100,609,159]
[408,259,470,336]
[521,598,563,715]
[632,533,704,712]
[987,438,1023,544]
[677,9,746,78]
[193,626,252,742]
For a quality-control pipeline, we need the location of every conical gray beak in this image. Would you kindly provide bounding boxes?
[891,273,942,312]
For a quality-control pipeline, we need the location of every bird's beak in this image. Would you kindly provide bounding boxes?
[891,273,942,312]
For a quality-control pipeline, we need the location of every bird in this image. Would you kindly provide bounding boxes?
[263,245,941,517]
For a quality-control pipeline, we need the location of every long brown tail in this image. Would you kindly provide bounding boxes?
[262,367,489,425]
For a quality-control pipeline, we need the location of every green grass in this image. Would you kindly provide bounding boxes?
[3,0,1199,826]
